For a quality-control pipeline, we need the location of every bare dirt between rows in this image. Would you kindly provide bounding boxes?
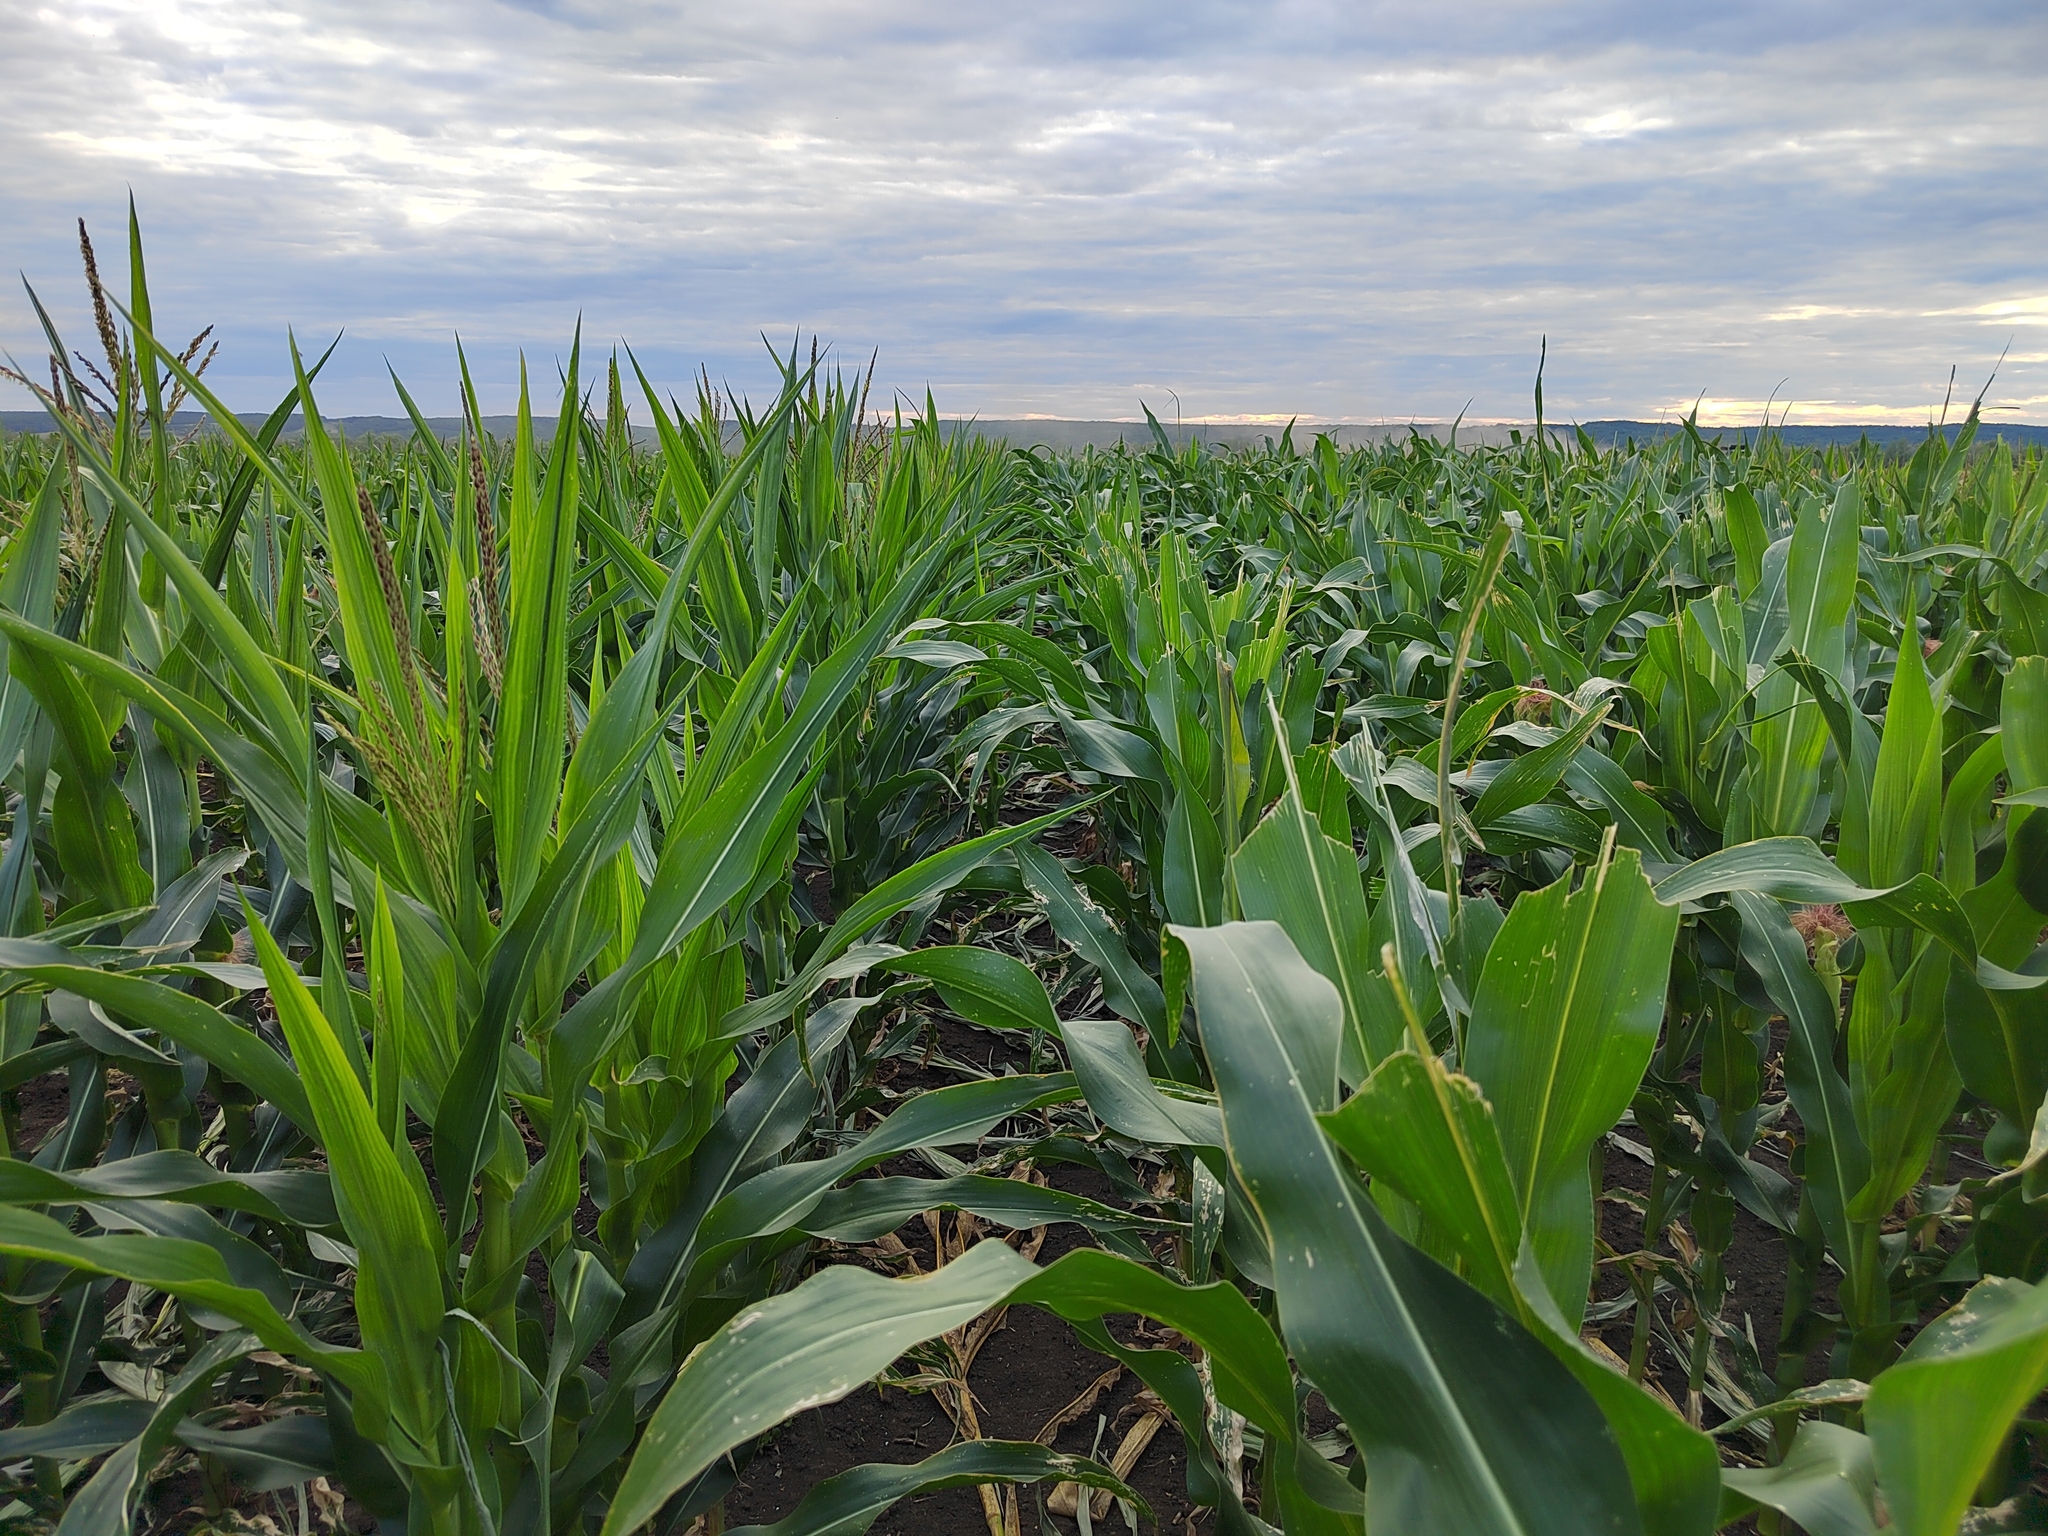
[721,1144,1801,1536]
[0,1019,1837,1533]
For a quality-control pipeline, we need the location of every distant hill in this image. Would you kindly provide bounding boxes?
[0,411,531,441]
[946,419,2048,451]
[1572,420,2048,450]
[4,410,2043,452]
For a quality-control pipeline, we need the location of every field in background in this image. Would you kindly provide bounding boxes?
[9,411,2045,454]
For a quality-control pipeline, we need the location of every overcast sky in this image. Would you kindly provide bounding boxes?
[3,1,2044,423]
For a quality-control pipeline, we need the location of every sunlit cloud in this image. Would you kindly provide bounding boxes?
[2,1,2044,421]
[1679,397,1999,429]
[1960,297,2048,326]
[1560,105,1673,141]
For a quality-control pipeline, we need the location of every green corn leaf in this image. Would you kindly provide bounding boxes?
[1749,484,1860,838]
[125,847,246,962]
[555,543,952,1086]
[799,1172,1171,1244]
[289,340,424,765]
[1465,841,1678,1324]
[1054,702,1171,793]
[1323,1042,1720,1536]
[1471,702,1610,825]
[1018,841,1166,1038]
[0,450,64,776]
[0,1398,154,1461]
[86,1196,297,1320]
[881,944,1061,1033]
[556,523,694,839]
[0,1206,383,1414]
[1718,1421,1879,1536]
[1865,1275,2048,1536]
[7,636,149,912]
[143,322,335,586]
[368,876,407,1151]
[56,1328,259,1536]
[501,1110,586,1278]
[125,197,172,541]
[1945,734,2006,897]
[1947,659,2048,1132]
[1063,1016,1223,1147]
[608,1237,1309,1536]
[304,707,366,1092]
[615,1001,869,1331]
[0,612,360,902]
[1848,941,1962,1222]
[1733,890,1872,1307]
[511,1245,622,1528]
[1723,484,1770,598]
[0,1148,336,1228]
[174,1414,336,1494]
[1562,745,1678,862]
[683,1072,1079,1290]
[604,1238,1041,1534]
[435,717,661,1241]
[1169,920,1642,1536]
[1775,650,1882,878]
[680,598,805,820]
[1863,612,1946,889]
[1650,836,2035,989]
[1334,729,1449,1022]
[244,898,445,1438]
[494,344,584,915]
[722,799,1094,1040]
[0,937,312,1130]
[50,418,306,766]
[1163,787,1226,927]
[385,364,457,489]
[1233,734,1381,1072]
[1323,1050,1523,1304]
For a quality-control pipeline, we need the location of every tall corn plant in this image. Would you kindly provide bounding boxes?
[0,284,1063,1528]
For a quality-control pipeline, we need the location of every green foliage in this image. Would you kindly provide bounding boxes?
[5,217,2048,1532]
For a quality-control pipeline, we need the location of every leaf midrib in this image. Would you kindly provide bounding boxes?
[1214,942,1532,1536]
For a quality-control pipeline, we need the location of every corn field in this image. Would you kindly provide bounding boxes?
[4,214,2048,1536]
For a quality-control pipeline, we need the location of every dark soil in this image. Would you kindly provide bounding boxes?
[0,993,1879,1532]
[724,1053,1815,1533]
[725,1206,1202,1534]
[1592,1132,1800,1413]
[5,1066,75,1155]
[726,1007,1203,1535]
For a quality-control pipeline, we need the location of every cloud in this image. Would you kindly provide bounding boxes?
[2,0,2044,423]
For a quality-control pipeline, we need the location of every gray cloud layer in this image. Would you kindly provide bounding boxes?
[4,1,2045,422]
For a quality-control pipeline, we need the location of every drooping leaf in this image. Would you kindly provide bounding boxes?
[1018,841,1166,1037]
[1171,920,1642,1536]
[882,945,1061,1034]
[1718,1421,1879,1536]
[1865,1275,2048,1536]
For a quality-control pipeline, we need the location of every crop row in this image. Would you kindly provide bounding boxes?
[2,217,2047,1534]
